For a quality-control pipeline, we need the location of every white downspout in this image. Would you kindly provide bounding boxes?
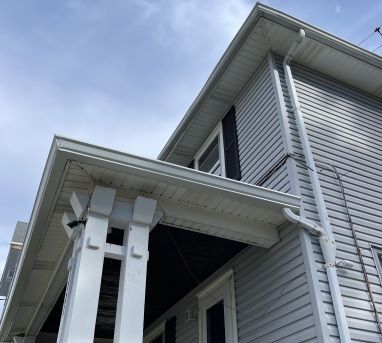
[282,29,351,343]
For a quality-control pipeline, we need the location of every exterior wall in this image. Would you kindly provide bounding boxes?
[145,59,317,342]
[289,62,382,342]
[235,59,290,193]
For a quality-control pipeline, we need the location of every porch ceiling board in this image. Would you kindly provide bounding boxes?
[0,137,300,341]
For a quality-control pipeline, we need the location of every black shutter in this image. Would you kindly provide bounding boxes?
[222,106,241,180]
[164,316,176,343]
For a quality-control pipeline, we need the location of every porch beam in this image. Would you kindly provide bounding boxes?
[158,198,279,248]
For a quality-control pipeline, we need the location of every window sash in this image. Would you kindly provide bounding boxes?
[194,123,225,177]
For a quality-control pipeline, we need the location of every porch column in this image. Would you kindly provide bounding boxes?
[114,196,157,343]
[59,186,116,343]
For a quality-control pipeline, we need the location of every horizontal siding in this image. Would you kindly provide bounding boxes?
[145,224,315,343]
[291,61,382,342]
[234,225,316,343]
[235,58,290,193]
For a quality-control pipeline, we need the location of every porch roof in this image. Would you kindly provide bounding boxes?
[0,136,299,341]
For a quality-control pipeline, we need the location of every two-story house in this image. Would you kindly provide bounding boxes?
[1,3,382,343]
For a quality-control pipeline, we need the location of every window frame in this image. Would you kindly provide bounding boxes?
[7,269,14,279]
[194,123,226,177]
[143,321,165,343]
[371,244,382,287]
[197,269,238,343]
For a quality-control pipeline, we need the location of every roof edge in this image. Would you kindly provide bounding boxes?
[158,3,382,162]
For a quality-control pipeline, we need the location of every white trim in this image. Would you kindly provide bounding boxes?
[197,269,238,343]
[194,122,226,177]
[371,244,382,288]
[143,321,165,343]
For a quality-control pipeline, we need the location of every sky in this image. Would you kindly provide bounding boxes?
[0,0,381,299]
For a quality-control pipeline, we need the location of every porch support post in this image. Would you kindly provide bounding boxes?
[58,186,116,343]
[114,196,157,343]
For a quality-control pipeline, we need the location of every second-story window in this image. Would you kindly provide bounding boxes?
[195,125,226,177]
[191,106,241,180]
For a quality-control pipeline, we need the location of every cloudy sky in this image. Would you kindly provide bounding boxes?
[0,0,381,296]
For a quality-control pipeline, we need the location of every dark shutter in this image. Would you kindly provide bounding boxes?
[164,316,176,343]
[222,106,241,180]
[187,159,195,169]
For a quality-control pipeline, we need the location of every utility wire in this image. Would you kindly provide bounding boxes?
[359,31,377,46]
[254,152,382,335]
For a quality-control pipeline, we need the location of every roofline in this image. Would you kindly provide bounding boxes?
[0,135,300,339]
[158,3,382,161]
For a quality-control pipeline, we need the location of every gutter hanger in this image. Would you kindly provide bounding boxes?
[282,29,352,343]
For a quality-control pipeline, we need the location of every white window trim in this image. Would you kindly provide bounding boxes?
[194,123,226,177]
[143,321,165,343]
[371,244,382,287]
[196,269,238,343]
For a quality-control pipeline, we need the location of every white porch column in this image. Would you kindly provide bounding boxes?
[114,196,157,343]
[59,186,116,343]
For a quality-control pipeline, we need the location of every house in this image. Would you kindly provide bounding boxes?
[1,3,382,342]
[0,222,28,298]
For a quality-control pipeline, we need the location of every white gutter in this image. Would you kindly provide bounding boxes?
[282,30,352,343]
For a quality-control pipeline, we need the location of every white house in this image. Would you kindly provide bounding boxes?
[1,3,382,343]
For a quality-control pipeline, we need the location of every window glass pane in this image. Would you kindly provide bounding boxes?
[7,270,14,278]
[207,300,225,343]
[199,137,219,173]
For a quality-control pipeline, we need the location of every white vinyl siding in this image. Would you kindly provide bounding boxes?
[285,59,382,342]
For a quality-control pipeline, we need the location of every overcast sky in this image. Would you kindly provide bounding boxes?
[0,0,381,294]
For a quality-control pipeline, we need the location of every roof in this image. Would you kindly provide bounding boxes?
[11,222,28,244]
[158,3,382,165]
[0,136,300,340]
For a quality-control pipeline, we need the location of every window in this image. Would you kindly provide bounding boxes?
[197,270,238,343]
[195,124,225,177]
[372,246,382,286]
[7,269,14,279]
[191,106,241,180]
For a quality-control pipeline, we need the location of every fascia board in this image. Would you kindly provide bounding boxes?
[259,5,382,69]
[0,140,68,340]
[55,136,300,211]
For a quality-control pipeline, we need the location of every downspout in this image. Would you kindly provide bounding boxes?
[282,29,352,343]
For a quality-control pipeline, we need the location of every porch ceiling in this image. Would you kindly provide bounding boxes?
[0,136,300,341]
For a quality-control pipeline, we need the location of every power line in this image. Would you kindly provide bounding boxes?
[358,26,381,46]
